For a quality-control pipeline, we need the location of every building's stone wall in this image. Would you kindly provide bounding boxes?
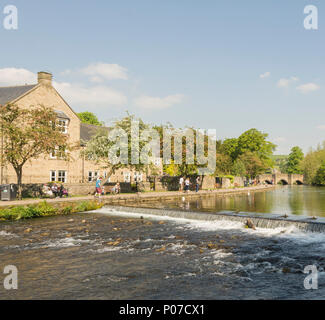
[0,74,163,185]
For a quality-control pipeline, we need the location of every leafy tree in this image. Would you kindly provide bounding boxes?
[302,144,325,184]
[238,151,265,178]
[231,159,246,176]
[313,161,325,185]
[78,111,103,126]
[237,129,276,166]
[215,153,233,175]
[221,138,238,161]
[155,123,216,177]
[286,146,304,174]
[164,161,181,176]
[0,104,70,199]
[220,129,276,177]
[84,113,156,181]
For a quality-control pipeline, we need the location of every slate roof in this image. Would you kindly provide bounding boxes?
[55,110,70,120]
[80,123,110,144]
[0,84,37,105]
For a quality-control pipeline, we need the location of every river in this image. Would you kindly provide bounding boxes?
[0,186,324,300]
[130,185,325,218]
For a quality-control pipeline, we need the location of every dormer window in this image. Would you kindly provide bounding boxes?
[55,110,70,134]
[58,119,68,134]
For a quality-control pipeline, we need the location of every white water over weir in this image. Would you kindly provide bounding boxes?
[101,206,325,233]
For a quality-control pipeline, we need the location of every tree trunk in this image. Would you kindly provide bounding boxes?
[104,167,114,184]
[15,167,23,200]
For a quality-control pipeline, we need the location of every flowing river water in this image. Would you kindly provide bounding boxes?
[0,186,325,300]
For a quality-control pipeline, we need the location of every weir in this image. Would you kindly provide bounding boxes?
[100,205,325,233]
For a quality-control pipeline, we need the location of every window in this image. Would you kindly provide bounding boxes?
[134,172,143,182]
[50,146,66,159]
[88,171,98,182]
[58,170,67,183]
[50,171,56,182]
[124,172,131,183]
[57,119,68,134]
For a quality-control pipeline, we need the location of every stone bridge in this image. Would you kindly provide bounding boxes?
[257,173,304,185]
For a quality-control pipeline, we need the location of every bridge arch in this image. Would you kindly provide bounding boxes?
[295,180,303,185]
[278,179,288,185]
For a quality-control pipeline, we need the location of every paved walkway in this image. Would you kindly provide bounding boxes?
[0,185,275,208]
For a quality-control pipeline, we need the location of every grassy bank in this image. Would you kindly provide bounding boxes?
[0,200,104,221]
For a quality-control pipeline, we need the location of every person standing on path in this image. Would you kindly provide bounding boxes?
[195,176,200,193]
[179,176,184,192]
[184,178,190,193]
[95,176,103,199]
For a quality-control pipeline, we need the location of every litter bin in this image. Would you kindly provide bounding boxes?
[1,184,17,201]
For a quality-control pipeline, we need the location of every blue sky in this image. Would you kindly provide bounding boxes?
[0,0,324,154]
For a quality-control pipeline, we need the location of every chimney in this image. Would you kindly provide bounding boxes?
[38,71,52,86]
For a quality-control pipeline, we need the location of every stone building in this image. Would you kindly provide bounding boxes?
[0,71,163,186]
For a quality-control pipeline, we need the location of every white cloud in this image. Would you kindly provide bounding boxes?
[53,81,128,109]
[80,62,128,82]
[260,72,270,79]
[134,94,184,109]
[277,76,299,88]
[296,83,320,94]
[0,68,37,86]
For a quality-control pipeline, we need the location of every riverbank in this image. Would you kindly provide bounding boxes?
[0,185,274,222]
[0,200,104,221]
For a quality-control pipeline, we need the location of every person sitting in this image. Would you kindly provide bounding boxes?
[59,184,69,198]
[111,182,121,194]
[42,184,53,198]
[51,184,59,198]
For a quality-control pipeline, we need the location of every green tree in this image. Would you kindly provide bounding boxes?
[286,146,304,174]
[215,153,233,175]
[237,128,276,166]
[238,151,265,178]
[84,113,155,181]
[313,161,325,185]
[302,144,325,184]
[155,123,216,177]
[231,159,246,176]
[221,138,238,161]
[78,111,103,126]
[0,104,70,199]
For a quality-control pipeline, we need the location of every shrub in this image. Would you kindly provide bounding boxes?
[0,200,104,221]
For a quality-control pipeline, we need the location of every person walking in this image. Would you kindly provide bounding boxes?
[95,176,103,199]
[195,176,200,193]
[184,178,190,193]
[179,176,184,192]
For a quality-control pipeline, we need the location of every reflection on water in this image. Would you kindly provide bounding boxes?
[137,186,325,218]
